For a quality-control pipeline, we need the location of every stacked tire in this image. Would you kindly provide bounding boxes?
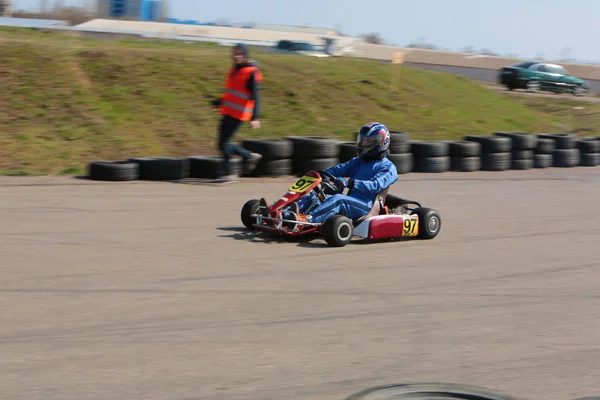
[532,135,555,168]
[129,157,190,180]
[577,137,600,167]
[464,135,511,171]
[241,139,294,176]
[188,155,242,179]
[449,140,482,172]
[88,160,140,181]
[387,131,413,174]
[494,132,537,170]
[538,133,580,168]
[410,141,450,173]
[287,136,340,176]
[339,141,358,163]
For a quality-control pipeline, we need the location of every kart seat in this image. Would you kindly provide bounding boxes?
[354,186,391,225]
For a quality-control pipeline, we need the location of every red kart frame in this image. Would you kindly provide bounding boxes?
[241,170,441,247]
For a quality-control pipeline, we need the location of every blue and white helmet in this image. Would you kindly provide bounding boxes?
[356,122,391,159]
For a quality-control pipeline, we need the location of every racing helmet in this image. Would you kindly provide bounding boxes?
[356,122,391,159]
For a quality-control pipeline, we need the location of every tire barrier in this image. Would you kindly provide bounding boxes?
[577,137,600,167]
[241,139,294,176]
[387,131,413,174]
[410,140,450,173]
[86,134,600,181]
[189,155,242,179]
[88,160,139,181]
[129,157,190,180]
[464,135,512,171]
[449,140,482,172]
[339,141,358,163]
[287,136,340,176]
[533,136,555,168]
[494,131,537,170]
[538,133,580,168]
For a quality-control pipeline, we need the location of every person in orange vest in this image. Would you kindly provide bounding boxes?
[212,43,264,183]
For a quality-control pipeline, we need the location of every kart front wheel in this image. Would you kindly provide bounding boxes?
[321,214,354,247]
[412,207,442,239]
[241,199,261,230]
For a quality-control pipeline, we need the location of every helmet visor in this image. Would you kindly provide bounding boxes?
[357,135,377,148]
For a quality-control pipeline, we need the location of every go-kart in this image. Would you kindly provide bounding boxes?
[240,170,442,247]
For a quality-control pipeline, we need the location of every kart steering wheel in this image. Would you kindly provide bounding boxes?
[318,169,337,182]
[316,170,343,195]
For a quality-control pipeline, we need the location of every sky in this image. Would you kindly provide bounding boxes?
[11,0,600,63]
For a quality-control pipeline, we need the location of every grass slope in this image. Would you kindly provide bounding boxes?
[1,27,598,175]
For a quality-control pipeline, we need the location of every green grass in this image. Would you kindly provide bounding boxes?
[1,27,599,175]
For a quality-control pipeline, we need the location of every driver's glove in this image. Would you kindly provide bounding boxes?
[334,177,349,190]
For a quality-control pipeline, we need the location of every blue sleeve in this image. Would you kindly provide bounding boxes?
[350,161,398,195]
[324,158,356,177]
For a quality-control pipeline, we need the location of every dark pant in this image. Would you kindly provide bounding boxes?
[218,115,252,176]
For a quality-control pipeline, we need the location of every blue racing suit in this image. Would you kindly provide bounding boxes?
[293,156,398,223]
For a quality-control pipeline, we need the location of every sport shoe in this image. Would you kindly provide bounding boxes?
[244,152,263,175]
[259,198,276,227]
[215,174,239,184]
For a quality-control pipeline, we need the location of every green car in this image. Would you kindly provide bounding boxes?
[499,61,589,96]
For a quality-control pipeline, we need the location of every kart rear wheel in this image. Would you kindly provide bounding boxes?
[321,214,354,247]
[412,207,441,239]
[241,199,261,230]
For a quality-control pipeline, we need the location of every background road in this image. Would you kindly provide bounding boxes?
[2,169,600,400]
[405,62,600,95]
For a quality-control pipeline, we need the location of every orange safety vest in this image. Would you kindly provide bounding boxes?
[220,64,263,121]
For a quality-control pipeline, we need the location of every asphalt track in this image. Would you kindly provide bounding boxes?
[2,168,600,400]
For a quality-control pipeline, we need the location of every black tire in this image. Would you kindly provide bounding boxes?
[482,152,511,171]
[414,156,450,173]
[389,131,411,154]
[577,138,600,154]
[188,155,243,179]
[88,160,139,181]
[511,149,533,159]
[511,158,534,170]
[241,199,260,230]
[535,137,556,154]
[570,397,600,400]
[581,152,600,167]
[464,135,512,153]
[241,139,294,160]
[538,133,576,149]
[451,156,481,172]
[249,158,293,177]
[128,157,190,181]
[449,140,481,157]
[287,136,341,159]
[494,131,538,149]
[344,382,523,400]
[553,148,580,167]
[387,153,413,174]
[292,157,339,176]
[321,214,354,247]
[410,141,450,157]
[339,142,358,163]
[534,153,553,168]
[411,207,442,239]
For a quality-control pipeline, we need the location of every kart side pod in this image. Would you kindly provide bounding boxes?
[321,207,441,247]
[355,207,441,241]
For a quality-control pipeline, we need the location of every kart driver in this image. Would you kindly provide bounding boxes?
[260,122,398,226]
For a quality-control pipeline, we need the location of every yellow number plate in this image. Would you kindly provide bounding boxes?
[403,216,419,237]
[289,176,318,193]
